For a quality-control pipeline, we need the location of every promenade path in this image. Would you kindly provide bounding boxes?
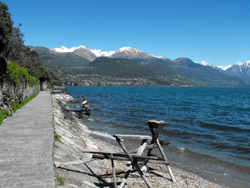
[0,91,55,188]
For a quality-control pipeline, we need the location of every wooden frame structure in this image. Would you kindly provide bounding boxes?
[83,120,176,188]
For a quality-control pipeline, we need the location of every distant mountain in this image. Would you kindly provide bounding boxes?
[221,61,250,83]
[131,58,177,76]
[51,45,116,60]
[110,47,153,59]
[32,45,250,87]
[30,46,90,67]
[217,65,233,71]
[147,57,249,87]
[60,57,193,86]
[196,60,222,71]
[51,45,166,61]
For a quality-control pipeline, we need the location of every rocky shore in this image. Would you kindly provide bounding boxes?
[52,93,228,188]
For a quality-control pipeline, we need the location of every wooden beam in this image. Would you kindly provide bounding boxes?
[114,134,152,140]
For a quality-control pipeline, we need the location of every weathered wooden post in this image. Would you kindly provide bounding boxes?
[146,120,176,182]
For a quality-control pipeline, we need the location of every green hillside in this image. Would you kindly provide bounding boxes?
[41,56,195,86]
[131,58,177,76]
[79,57,160,78]
[30,46,90,68]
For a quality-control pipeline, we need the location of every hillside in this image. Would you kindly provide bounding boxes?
[50,57,195,86]
[131,58,177,76]
[29,46,90,68]
[147,57,249,87]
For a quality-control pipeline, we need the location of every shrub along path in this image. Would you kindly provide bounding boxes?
[0,91,55,188]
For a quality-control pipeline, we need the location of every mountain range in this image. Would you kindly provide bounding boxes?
[223,61,250,83]
[51,45,166,61]
[30,45,250,87]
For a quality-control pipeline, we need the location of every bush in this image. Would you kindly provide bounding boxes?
[56,175,65,185]
[5,60,39,86]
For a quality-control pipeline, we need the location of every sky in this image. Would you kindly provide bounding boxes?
[3,0,250,66]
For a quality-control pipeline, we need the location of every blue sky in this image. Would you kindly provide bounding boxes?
[4,0,250,66]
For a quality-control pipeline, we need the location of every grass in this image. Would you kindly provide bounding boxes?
[0,110,12,125]
[52,114,63,143]
[54,133,63,143]
[56,175,65,185]
[0,92,39,125]
[11,93,39,113]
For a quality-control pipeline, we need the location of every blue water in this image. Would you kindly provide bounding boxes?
[66,86,250,186]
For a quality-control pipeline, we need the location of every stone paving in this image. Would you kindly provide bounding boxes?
[0,91,55,188]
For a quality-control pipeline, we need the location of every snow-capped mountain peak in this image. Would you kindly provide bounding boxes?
[195,60,211,67]
[51,45,87,53]
[195,60,219,68]
[50,44,169,60]
[218,60,250,71]
[236,60,250,67]
[118,47,142,53]
[200,60,211,66]
[217,65,232,71]
[90,49,116,57]
[51,46,72,53]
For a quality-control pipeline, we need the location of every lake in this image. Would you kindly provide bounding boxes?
[66,86,250,187]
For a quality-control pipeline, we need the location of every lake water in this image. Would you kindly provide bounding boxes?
[66,86,250,187]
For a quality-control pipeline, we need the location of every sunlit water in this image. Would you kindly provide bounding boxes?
[66,86,250,187]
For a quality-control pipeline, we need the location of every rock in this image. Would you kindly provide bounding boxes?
[0,82,39,112]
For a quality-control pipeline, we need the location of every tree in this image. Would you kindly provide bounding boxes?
[0,57,7,79]
[0,2,13,54]
[5,25,26,62]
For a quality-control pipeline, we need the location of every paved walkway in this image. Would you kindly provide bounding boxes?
[0,91,55,188]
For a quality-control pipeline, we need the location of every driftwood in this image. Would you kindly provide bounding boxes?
[116,136,153,187]
[91,154,168,164]
[114,134,152,140]
[54,159,95,168]
[81,120,176,188]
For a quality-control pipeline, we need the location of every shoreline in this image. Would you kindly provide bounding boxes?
[52,93,232,187]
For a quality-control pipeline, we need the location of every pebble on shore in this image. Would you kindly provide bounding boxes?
[52,93,228,188]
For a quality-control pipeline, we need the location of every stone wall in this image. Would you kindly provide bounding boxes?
[0,82,40,111]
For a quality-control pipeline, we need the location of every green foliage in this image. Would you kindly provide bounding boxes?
[0,2,13,53]
[0,110,11,125]
[52,114,63,143]
[56,175,65,185]
[29,66,50,81]
[5,26,52,82]
[6,60,39,86]
[0,3,58,84]
[10,93,39,113]
[0,93,38,125]
[54,134,62,143]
